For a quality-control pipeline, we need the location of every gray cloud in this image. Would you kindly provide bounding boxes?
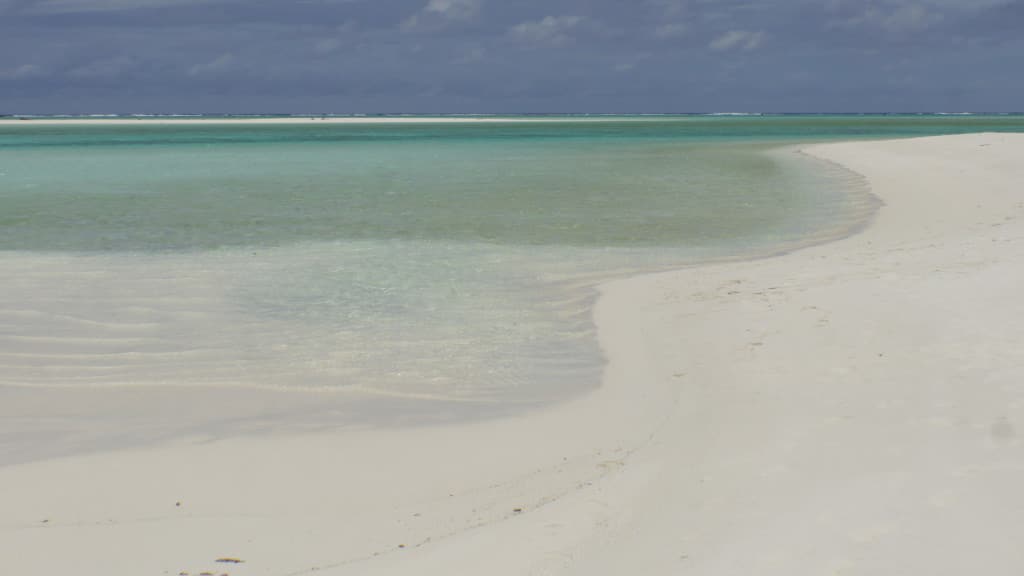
[828,3,943,33]
[709,29,764,51]
[25,0,224,14]
[0,63,45,79]
[1,0,1022,113]
[402,0,479,31]
[508,15,585,45]
[424,0,478,20]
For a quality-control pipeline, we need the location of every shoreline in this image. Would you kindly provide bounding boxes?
[0,142,877,469]
[2,133,1024,574]
[567,132,1024,574]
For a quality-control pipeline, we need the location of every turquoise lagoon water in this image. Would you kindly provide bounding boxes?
[1,116,1022,421]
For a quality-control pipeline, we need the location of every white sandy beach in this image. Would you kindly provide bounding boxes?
[2,132,1023,575]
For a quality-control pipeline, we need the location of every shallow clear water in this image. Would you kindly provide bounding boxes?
[0,124,854,251]
[1,116,1021,419]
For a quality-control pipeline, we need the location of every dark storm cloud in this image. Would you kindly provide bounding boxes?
[1,0,1022,113]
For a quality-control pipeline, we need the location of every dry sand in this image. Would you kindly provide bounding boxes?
[2,133,1023,575]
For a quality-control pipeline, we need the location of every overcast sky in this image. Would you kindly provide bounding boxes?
[2,0,1022,114]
